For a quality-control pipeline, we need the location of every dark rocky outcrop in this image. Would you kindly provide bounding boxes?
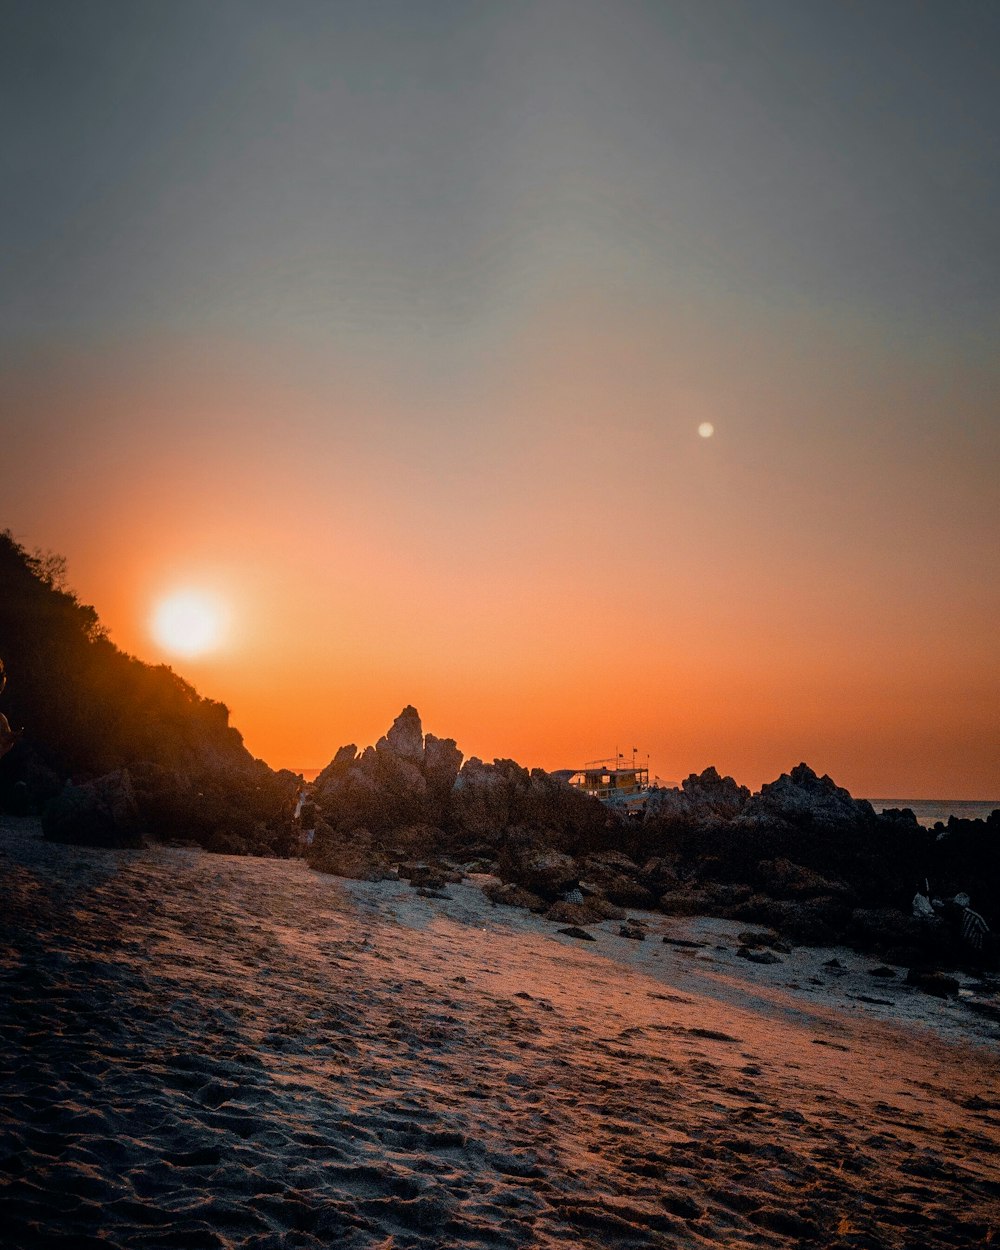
[578,851,656,909]
[927,810,1000,903]
[309,707,609,882]
[127,759,300,857]
[312,707,462,843]
[306,826,392,881]
[633,763,938,941]
[743,763,878,832]
[307,716,997,970]
[495,844,579,900]
[450,756,609,855]
[643,766,750,827]
[41,769,142,849]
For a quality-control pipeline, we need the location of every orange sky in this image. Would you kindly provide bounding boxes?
[4,296,997,798]
[3,3,998,798]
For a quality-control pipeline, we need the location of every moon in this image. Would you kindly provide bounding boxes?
[698,422,715,439]
[151,590,226,657]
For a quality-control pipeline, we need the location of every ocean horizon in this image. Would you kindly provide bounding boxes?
[866,798,999,827]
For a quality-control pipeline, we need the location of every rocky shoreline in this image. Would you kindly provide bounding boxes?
[18,704,998,989]
[302,708,998,983]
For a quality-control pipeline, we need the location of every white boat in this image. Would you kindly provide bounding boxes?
[561,754,651,817]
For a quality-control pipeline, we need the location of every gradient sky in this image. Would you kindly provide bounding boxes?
[3,0,998,797]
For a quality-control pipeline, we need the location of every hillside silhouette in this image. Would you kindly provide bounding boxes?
[0,531,296,852]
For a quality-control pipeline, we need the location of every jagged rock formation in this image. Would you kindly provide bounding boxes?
[311,706,609,859]
[308,707,463,879]
[643,766,750,826]
[308,708,609,880]
[740,763,878,831]
[313,706,462,841]
[311,720,998,969]
[450,756,609,854]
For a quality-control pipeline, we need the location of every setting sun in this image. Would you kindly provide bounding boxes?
[151,590,227,657]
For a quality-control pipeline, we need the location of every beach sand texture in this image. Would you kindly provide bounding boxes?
[1,814,998,1249]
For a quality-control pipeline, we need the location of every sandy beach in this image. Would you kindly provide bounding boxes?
[1,813,997,1249]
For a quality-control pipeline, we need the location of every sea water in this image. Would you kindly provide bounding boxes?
[867,799,1000,828]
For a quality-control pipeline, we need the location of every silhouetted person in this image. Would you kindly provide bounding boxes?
[950,893,990,955]
[912,885,936,921]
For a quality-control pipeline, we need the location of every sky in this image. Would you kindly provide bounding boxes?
[2,0,998,797]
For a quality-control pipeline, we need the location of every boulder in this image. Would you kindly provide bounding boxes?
[480,879,548,913]
[579,852,655,908]
[306,826,391,881]
[754,857,853,901]
[905,968,960,998]
[701,882,753,909]
[544,896,625,925]
[734,896,851,945]
[397,859,463,887]
[737,947,782,965]
[501,847,579,899]
[42,769,142,848]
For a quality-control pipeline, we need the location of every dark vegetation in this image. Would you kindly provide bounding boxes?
[0,531,298,853]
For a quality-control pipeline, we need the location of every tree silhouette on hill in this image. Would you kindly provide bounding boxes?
[0,530,248,777]
[0,530,296,852]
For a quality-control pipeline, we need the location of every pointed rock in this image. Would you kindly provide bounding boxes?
[382,705,424,763]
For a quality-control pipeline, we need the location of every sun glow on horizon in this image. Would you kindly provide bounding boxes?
[151,589,228,657]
